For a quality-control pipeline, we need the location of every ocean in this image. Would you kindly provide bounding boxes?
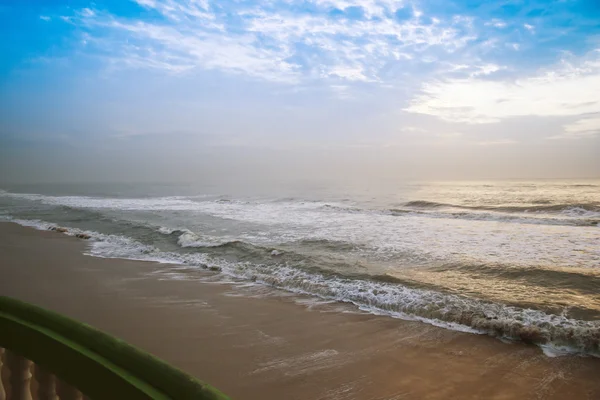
[1,180,599,357]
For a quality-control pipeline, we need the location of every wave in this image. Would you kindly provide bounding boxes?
[388,208,599,227]
[3,216,599,358]
[2,190,598,229]
[398,201,600,226]
[312,203,599,228]
[318,201,600,227]
[157,226,178,235]
[294,238,360,252]
[0,191,206,211]
[403,200,447,208]
[158,228,259,251]
[157,227,284,260]
[175,230,230,248]
[403,200,600,213]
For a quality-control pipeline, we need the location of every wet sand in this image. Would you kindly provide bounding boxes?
[1,222,599,399]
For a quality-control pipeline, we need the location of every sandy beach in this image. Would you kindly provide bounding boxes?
[1,222,599,400]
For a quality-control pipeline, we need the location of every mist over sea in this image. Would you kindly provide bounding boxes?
[1,179,599,357]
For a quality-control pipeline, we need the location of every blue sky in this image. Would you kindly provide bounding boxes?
[1,0,599,181]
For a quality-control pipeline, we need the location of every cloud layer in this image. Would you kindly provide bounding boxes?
[1,0,598,167]
[406,49,600,123]
[69,0,480,84]
[48,0,596,140]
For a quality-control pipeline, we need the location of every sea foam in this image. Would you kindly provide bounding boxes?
[3,217,599,358]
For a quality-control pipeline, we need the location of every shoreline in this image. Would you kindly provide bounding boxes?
[5,217,599,358]
[1,222,599,399]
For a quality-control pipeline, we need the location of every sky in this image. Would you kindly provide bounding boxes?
[1,0,599,183]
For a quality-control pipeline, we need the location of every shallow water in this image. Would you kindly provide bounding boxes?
[1,179,599,356]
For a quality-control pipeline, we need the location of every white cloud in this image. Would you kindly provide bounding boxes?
[524,23,535,33]
[243,9,475,72]
[461,63,504,77]
[69,0,476,83]
[550,116,600,139]
[326,66,370,81]
[485,19,507,28]
[81,8,95,17]
[40,15,51,21]
[84,14,300,82]
[400,126,428,133]
[311,0,406,18]
[405,49,600,125]
[475,64,502,75]
[134,0,214,22]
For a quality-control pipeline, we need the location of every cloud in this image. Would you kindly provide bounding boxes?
[85,15,300,82]
[472,64,504,76]
[326,66,370,81]
[311,0,407,18]
[548,115,600,139]
[65,0,477,83]
[564,116,600,136]
[134,0,213,21]
[329,85,354,99]
[40,15,51,21]
[405,49,600,125]
[400,126,428,133]
[449,63,505,77]
[485,19,507,28]
[80,8,95,17]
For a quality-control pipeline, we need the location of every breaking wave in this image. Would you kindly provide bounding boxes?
[1,190,598,228]
[402,200,600,214]
[3,217,599,358]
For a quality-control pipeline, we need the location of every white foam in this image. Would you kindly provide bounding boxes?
[2,190,599,269]
[5,218,56,231]
[3,216,599,358]
[2,216,184,265]
[391,207,599,227]
[561,206,600,218]
[0,192,203,211]
[540,344,581,358]
[158,226,177,235]
[176,230,231,248]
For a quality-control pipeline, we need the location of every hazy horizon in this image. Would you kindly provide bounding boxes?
[1,0,599,184]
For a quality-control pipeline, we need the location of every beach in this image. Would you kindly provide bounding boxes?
[1,222,599,399]
[2,0,599,396]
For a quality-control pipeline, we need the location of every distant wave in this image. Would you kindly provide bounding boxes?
[3,216,599,358]
[0,191,206,211]
[403,200,448,208]
[387,208,599,227]
[313,203,599,227]
[2,189,598,231]
[3,188,598,216]
[402,200,600,215]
